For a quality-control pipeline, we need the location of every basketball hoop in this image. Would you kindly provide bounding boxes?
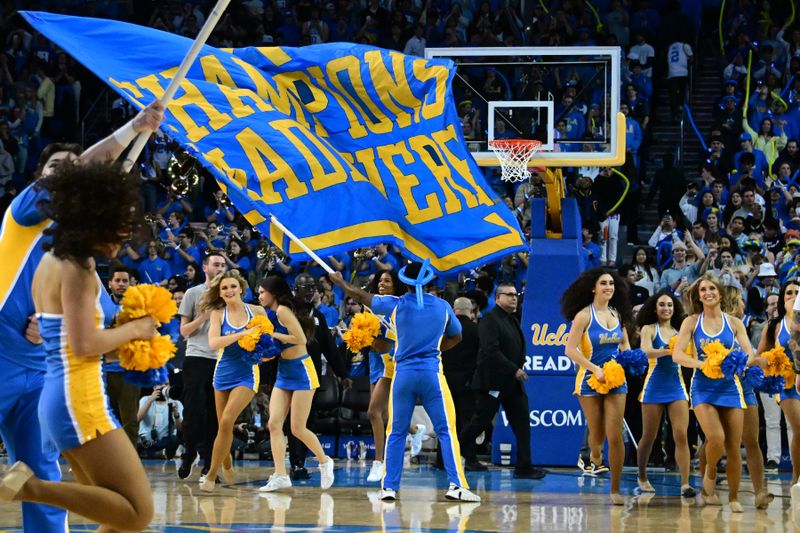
[488,139,543,183]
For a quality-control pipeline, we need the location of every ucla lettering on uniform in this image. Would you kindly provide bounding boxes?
[23,11,525,275]
[599,332,622,344]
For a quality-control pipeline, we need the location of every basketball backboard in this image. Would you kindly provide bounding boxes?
[425,46,625,168]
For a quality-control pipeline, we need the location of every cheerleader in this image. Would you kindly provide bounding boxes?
[635,291,693,496]
[256,276,334,492]
[562,268,634,505]
[671,274,757,512]
[199,270,266,492]
[720,285,772,508]
[757,280,800,483]
[364,270,400,481]
[0,163,157,531]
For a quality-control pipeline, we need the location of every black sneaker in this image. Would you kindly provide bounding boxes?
[584,462,609,476]
[765,460,779,471]
[291,466,311,480]
[178,450,197,480]
[681,486,696,498]
[464,460,488,472]
[513,467,547,479]
[577,454,592,473]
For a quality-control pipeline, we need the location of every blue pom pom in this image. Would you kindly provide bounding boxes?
[743,365,764,390]
[616,349,649,376]
[721,349,748,378]
[240,334,281,365]
[123,366,169,387]
[758,375,785,394]
[256,335,281,362]
[240,348,262,365]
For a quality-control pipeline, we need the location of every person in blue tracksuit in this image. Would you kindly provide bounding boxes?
[199,270,266,492]
[330,261,480,502]
[635,291,693,497]
[0,102,162,532]
[1,161,160,531]
[672,274,760,513]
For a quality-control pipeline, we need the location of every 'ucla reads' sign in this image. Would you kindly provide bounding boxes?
[22,11,525,274]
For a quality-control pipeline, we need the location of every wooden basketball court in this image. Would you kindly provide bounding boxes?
[0,458,796,531]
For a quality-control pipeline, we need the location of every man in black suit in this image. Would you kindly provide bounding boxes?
[436,297,479,468]
[288,273,351,480]
[458,283,546,479]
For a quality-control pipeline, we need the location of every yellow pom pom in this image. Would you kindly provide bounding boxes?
[760,346,796,388]
[118,284,177,326]
[342,312,382,353]
[149,334,176,368]
[247,315,275,336]
[587,360,626,394]
[763,346,792,376]
[236,314,275,352]
[239,334,257,352]
[667,335,693,357]
[699,340,729,379]
[117,334,176,372]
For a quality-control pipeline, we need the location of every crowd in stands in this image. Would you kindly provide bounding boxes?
[2,0,800,469]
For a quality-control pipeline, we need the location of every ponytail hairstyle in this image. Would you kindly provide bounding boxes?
[257,275,315,339]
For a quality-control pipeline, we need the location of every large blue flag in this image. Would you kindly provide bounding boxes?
[22,11,525,274]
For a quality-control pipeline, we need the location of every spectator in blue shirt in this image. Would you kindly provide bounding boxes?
[223,238,252,275]
[165,227,201,275]
[157,211,187,243]
[138,241,172,286]
[582,225,602,270]
[204,189,235,227]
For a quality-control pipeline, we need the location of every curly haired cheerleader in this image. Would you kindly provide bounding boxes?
[198,270,267,492]
[0,162,158,531]
[671,274,758,512]
[562,268,633,505]
[635,291,694,497]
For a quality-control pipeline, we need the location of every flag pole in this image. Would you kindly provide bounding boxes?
[269,214,335,275]
[269,214,395,332]
[122,0,232,172]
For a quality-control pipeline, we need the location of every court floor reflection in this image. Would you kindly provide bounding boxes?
[0,459,797,531]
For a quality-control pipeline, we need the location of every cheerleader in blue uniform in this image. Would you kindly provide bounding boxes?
[757,280,800,484]
[365,270,402,482]
[563,268,634,505]
[256,276,334,492]
[199,270,266,492]
[672,274,758,512]
[720,285,772,509]
[0,163,158,531]
[635,291,693,496]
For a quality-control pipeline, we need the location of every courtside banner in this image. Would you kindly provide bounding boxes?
[23,11,525,274]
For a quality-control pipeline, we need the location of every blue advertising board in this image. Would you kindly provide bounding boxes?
[490,198,586,466]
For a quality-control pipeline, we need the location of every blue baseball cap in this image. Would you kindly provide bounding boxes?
[740,132,752,141]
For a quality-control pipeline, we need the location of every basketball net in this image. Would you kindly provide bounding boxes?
[488,139,543,183]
